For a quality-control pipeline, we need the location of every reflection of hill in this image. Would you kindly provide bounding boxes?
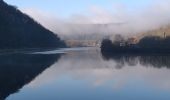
[102,52,170,69]
[0,54,61,100]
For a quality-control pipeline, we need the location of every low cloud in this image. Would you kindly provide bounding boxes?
[21,0,170,40]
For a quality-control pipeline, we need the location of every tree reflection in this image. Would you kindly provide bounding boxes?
[102,52,170,69]
[0,53,61,100]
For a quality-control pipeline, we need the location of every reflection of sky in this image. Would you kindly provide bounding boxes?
[7,50,170,100]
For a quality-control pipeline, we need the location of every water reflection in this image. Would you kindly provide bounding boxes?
[0,53,61,100]
[5,48,170,100]
[102,52,170,69]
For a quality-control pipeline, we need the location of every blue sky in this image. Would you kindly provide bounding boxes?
[4,0,152,17]
[4,0,170,38]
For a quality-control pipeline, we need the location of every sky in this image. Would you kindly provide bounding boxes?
[5,0,152,18]
[4,0,170,40]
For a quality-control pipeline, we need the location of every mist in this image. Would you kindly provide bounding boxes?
[21,0,170,40]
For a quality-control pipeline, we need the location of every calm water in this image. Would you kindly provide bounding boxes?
[0,47,170,100]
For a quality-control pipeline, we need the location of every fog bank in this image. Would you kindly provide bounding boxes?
[21,0,170,40]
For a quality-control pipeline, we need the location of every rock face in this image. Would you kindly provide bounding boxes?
[0,1,65,49]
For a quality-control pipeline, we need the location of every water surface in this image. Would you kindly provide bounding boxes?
[2,47,170,100]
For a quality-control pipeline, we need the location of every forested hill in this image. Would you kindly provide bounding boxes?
[138,25,170,39]
[0,0,65,49]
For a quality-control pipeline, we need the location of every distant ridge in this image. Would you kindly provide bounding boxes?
[0,0,65,49]
[137,25,170,39]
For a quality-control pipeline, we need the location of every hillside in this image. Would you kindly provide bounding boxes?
[0,0,65,49]
[138,25,170,39]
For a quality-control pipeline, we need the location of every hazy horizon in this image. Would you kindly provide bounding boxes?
[5,0,170,40]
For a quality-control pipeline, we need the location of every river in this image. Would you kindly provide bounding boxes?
[2,47,170,100]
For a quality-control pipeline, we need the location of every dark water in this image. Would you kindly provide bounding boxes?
[1,47,170,100]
